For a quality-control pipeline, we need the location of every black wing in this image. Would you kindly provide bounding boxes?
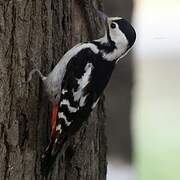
[52,47,115,154]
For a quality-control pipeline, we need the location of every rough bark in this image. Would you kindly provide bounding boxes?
[104,0,134,162]
[0,0,106,180]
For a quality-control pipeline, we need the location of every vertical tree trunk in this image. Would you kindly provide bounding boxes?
[104,0,134,162]
[0,0,106,179]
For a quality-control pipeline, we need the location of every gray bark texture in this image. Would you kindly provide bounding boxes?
[0,0,107,180]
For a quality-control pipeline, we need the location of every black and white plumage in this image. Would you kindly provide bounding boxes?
[37,11,136,175]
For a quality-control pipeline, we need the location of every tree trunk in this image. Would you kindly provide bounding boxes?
[0,0,107,180]
[104,0,134,162]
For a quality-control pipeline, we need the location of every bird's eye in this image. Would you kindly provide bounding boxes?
[111,23,116,29]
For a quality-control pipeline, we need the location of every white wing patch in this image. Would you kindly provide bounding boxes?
[73,63,93,107]
[60,99,79,113]
[58,112,71,126]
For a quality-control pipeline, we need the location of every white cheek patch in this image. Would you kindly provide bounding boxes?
[73,63,93,107]
[103,28,128,61]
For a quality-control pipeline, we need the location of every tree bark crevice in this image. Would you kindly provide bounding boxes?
[0,0,107,180]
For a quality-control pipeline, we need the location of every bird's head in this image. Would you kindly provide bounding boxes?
[96,10,136,61]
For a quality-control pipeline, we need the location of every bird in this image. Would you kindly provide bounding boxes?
[28,9,136,175]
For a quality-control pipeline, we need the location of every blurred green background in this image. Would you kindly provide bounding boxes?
[106,0,180,180]
[133,0,180,180]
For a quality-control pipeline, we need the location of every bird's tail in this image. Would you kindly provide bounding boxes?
[41,136,68,177]
[41,141,57,177]
[41,104,59,177]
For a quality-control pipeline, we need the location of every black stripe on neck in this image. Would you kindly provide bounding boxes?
[92,28,117,54]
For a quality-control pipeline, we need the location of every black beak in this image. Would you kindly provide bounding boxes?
[95,9,108,29]
[96,9,108,23]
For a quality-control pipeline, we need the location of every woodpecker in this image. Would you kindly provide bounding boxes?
[29,9,136,175]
